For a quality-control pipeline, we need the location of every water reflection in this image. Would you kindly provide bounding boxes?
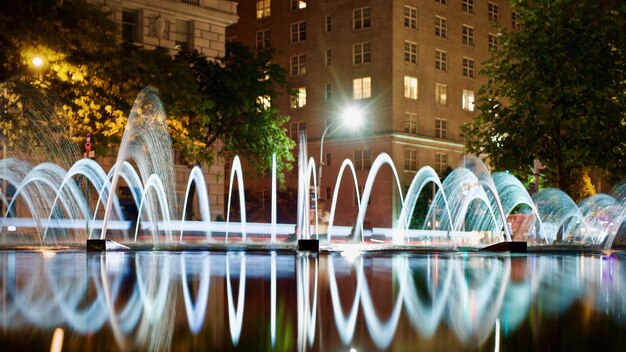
[0,251,625,350]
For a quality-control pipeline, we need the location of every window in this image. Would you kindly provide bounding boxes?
[488,2,499,23]
[326,15,331,32]
[404,76,418,99]
[325,49,331,66]
[291,0,306,11]
[405,148,418,171]
[404,41,417,64]
[353,7,371,30]
[435,118,447,139]
[435,153,448,174]
[462,89,475,111]
[435,49,447,71]
[256,29,270,48]
[256,190,270,209]
[291,87,306,108]
[462,0,474,15]
[290,54,306,75]
[404,6,417,29]
[326,187,331,200]
[325,83,331,101]
[291,21,306,42]
[435,0,447,5]
[175,20,192,51]
[122,8,139,42]
[463,57,475,79]
[512,11,522,30]
[462,25,474,46]
[256,0,271,19]
[435,83,447,105]
[325,152,331,166]
[488,33,498,51]
[404,112,417,134]
[354,150,371,170]
[290,121,306,140]
[435,16,447,38]
[353,42,371,64]
[353,77,371,99]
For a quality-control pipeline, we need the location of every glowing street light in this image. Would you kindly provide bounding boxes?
[31,56,44,68]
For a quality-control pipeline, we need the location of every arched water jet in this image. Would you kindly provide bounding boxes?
[179,166,212,242]
[326,159,360,242]
[225,156,247,242]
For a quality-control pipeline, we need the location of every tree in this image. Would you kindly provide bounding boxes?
[461,0,626,200]
[0,0,294,180]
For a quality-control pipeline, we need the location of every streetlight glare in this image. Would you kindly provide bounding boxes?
[31,57,44,67]
[341,106,363,128]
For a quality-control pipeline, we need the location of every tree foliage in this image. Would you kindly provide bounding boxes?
[461,0,626,199]
[0,0,294,179]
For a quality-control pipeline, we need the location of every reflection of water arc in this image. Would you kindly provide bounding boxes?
[297,254,318,349]
[181,252,211,334]
[179,166,212,242]
[327,255,362,346]
[226,252,246,346]
[399,254,454,337]
[135,253,172,323]
[327,160,360,242]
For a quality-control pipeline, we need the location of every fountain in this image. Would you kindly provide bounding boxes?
[1,87,625,251]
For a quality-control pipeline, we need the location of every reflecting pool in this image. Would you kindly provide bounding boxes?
[0,250,625,351]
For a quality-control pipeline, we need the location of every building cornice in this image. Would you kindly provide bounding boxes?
[122,0,238,26]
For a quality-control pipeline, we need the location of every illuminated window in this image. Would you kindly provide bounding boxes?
[291,0,306,11]
[290,54,306,75]
[435,118,447,139]
[488,2,499,23]
[353,42,371,64]
[404,6,417,29]
[291,87,306,108]
[256,0,271,19]
[405,148,418,171]
[175,20,192,51]
[462,89,475,111]
[435,83,447,105]
[462,25,474,46]
[353,77,371,99]
[462,0,474,15]
[404,112,417,134]
[404,76,418,99]
[404,41,417,64]
[463,57,475,79]
[256,29,270,48]
[353,7,371,30]
[291,21,306,42]
[435,16,447,38]
[435,49,447,71]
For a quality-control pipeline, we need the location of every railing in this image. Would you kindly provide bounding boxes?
[181,0,200,6]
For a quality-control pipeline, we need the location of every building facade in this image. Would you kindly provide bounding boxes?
[228,0,516,229]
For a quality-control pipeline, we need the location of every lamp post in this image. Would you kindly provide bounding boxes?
[317,106,364,197]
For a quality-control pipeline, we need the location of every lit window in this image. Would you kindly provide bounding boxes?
[462,89,475,111]
[404,6,417,29]
[353,77,371,99]
[291,87,307,108]
[435,118,447,139]
[290,121,306,140]
[256,0,271,19]
[488,2,499,23]
[404,76,418,99]
[463,57,475,79]
[435,83,447,105]
[325,49,331,66]
[462,0,474,15]
[353,42,371,64]
[404,112,417,134]
[326,15,331,32]
[122,8,139,42]
[175,20,192,51]
[290,21,306,42]
[405,148,418,171]
[488,33,498,51]
[404,41,417,64]
[291,0,306,11]
[462,25,474,47]
[353,7,371,30]
[435,16,447,38]
[290,54,306,75]
[256,29,270,49]
[325,83,331,101]
[435,153,448,174]
[435,49,447,71]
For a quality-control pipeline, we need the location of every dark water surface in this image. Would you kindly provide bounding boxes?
[0,250,625,351]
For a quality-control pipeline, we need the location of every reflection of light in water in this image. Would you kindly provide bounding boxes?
[226,252,246,346]
[297,254,318,350]
[328,255,362,346]
[50,327,64,352]
[181,252,211,334]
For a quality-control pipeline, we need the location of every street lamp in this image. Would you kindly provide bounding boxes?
[317,106,364,196]
[31,57,44,68]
